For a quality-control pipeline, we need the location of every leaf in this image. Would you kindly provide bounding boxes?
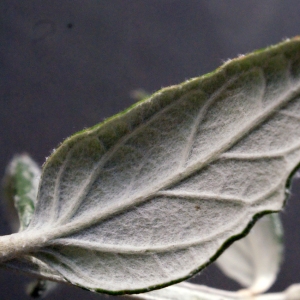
[2,37,300,295]
[133,282,300,300]
[286,284,300,300]
[2,154,40,231]
[131,282,241,300]
[215,213,283,294]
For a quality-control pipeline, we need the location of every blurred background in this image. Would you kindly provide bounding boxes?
[1,1,300,299]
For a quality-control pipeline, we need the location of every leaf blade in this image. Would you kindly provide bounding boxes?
[17,37,300,294]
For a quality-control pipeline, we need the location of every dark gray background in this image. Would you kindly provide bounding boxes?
[1,1,300,299]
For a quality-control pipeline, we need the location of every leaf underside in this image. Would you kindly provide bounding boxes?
[13,37,300,294]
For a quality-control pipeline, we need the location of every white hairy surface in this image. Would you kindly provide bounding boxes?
[3,40,300,294]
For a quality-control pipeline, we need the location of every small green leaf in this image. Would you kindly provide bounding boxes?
[2,154,40,231]
[215,213,283,294]
[1,155,60,298]
[1,37,300,295]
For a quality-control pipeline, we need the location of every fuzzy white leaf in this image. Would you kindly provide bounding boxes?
[131,282,290,300]
[26,279,58,298]
[131,282,241,300]
[215,213,283,294]
[285,284,300,300]
[1,38,300,295]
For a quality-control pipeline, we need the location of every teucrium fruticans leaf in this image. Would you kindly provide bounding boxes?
[215,213,283,294]
[1,38,300,295]
[2,154,40,231]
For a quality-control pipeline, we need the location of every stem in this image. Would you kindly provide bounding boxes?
[0,231,44,263]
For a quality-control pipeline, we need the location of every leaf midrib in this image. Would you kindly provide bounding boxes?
[45,212,247,254]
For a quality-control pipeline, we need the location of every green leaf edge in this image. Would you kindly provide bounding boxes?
[37,37,300,295]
